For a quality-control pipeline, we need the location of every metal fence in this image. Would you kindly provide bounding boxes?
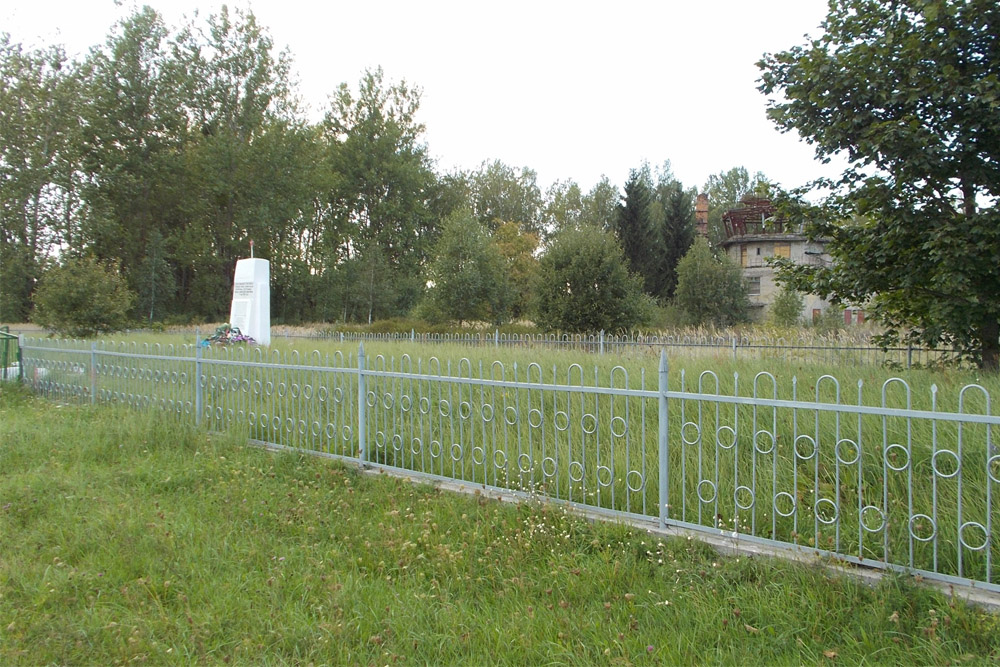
[274,329,958,368]
[19,336,1000,593]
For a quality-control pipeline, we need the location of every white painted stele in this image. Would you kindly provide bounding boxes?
[229,258,270,345]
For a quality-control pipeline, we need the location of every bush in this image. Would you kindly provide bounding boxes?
[769,284,805,327]
[674,238,750,327]
[534,226,652,333]
[32,257,136,337]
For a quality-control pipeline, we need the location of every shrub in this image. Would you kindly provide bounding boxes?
[674,238,751,327]
[32,257,136,337]
[769,284,805,326]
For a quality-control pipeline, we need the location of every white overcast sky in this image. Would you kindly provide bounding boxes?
[3,0,842,194]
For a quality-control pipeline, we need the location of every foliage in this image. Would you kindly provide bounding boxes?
[768,285,805,327]
[759,0,1000,368]
[674,238,751,327]
[31,257,136,336]
[492,220,539,321]
[421,209,511,325]
[534,226,652,333]
[467,160,544,237]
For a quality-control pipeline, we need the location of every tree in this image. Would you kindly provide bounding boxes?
[534,226,651,333]
[422,209,511,325]
[702,167,771,247]
[492,220,539,320]
[769,285,805,327]
[759,0,1000,368]
[649,165,696,300]
[613,165,657,292]
[674,238,750,327]
[468,160,544,237]
[32,257,136,337]
[323,67,438,321]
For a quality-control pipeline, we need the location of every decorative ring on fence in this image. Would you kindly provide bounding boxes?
[794,435,817,461]
[884,443,910,472]
[302,383,313,400]
[815,498,839,525]
[472,446,485,465]
[209,375,218,390]
[254,380,263,395]
[411,438,422,455]
[154,369,162,382]
[734,485,755,510]
[581,413,597,435]
[451,443,464,462]
[219,377,228,391]
[227,408,235,422]
[375,431,386,449]
[291,383,301,399]
[553,411,570,432]
[272,416,282,431]
[200,374,207,388]
[681,421,701,446]
[835,439,860,466]
[172,371,181,385]
[481,403,495,422]
[260,412,269,428]
[493,450,507,469]
[459,401,472,419]
[419,397,430,414]
[860,505,886,533]
[989,455,1000,485]
[908,513,937,542]
[141,395,151,408]
[216,407,224,421]
[504,406,518,425]
[716,425,737,450]
[127,394,136,407]
[144,369,153,381]
[265,381,274,396]
[366,391,376,407]
[626,470,644,493]
[131,367,139,379]
[237,409,245,423]
[229,376,239,392]
[596,465,613,487]
[158,398,166,410]
[517,453,532,473]
[330,386,340,403]
[430,440,443,458]
[931,449,961,479]
[569,461,585,483]
[959,521,989,551]
[528,408,543,429]
[325,423,336,439]
[753,429,776,455]
[175,402,183,415]
[773,491,796,517]
[279,382,289,398]
[400,395,411,412]
[297,420,307,435]
[439,399,451,417]
[392,434,403,452]
[184,401,192,414]
[248,412,257,426]
[341,424,352,441]
[284,417,294,433]
[180,372,188,385]
[541,456,557,478]
[697,479,718,504]
[382,392,394,409]
[311,421,322,436]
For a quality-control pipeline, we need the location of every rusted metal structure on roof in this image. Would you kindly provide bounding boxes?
[721,196,796,238]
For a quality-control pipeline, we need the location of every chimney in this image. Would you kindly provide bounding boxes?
[695,193,709,237]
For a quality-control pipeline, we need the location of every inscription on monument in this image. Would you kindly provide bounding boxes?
[233,282,254,298]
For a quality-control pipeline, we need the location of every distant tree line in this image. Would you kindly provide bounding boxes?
[0,6,758,334]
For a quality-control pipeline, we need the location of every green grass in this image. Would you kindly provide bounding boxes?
[2,385,999,665]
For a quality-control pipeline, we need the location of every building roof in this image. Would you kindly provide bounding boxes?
[721,196,802,240]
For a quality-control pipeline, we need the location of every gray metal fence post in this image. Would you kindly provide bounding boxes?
[658,350,670,529]
[732,337,737,362]
[194,340,203,426]
[90,342,97,405]
[907,344,913,369]
[495,329,499,348]
[358,342,367,462]
[600,330,605,355]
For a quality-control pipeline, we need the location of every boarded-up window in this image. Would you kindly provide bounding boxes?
[740,246,748,267]
[773,242,791,259]
[747,276,761,296]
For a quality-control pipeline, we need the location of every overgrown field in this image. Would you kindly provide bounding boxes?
[2,385,999,665]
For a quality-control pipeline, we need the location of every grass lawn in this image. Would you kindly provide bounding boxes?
[2,384,999,665]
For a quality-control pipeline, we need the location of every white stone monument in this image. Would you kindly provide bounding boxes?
[229,257,270,345]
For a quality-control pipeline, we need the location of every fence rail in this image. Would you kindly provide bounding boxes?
[19,336,999,593]
[273,329,958,368]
